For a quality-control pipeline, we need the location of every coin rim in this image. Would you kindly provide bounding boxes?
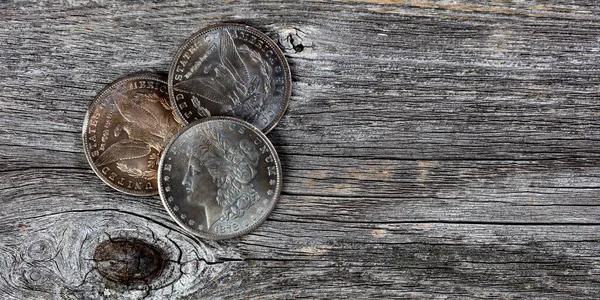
[157,116,283,240]
[82,73,171,196]
[167,23,292,134]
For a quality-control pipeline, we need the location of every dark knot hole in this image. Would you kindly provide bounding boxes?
[93,238,165,285]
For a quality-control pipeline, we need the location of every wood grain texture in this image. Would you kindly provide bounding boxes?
[1,0,599,298]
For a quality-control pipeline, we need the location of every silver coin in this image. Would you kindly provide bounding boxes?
[168,24,292,133]
[82,74,183,196]
[158,117,282,239]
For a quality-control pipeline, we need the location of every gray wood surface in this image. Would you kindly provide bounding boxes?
[1,0,599,299]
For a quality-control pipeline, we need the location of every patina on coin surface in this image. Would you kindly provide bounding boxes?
[83,74,183,196]
[158,117,282,240]
[168,24,291,133]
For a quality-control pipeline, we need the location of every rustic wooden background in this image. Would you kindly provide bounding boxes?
[1,0,599,299]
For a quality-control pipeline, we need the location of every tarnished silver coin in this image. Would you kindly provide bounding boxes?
[82,74,183,196]
[158,117,282,239]
[168,24,291,133]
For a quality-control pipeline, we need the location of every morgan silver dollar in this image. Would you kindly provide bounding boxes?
[158,117,282,239]
[168,24,291,133]
[82,74,183,196]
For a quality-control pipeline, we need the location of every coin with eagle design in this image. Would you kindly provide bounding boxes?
[168,24,291,133]
[82,74,183,196]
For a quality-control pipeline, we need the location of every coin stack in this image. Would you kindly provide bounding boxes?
[82,24,291,240]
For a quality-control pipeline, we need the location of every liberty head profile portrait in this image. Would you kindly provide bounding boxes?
[182,128,261,229]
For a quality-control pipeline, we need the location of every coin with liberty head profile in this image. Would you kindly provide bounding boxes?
[82,74,183,195]
[168,24,291,133]
[158,117,282,239]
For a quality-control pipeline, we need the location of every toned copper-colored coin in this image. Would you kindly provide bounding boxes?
[168,24,292,133]
[158,117,282,240]
[82,74,183,196]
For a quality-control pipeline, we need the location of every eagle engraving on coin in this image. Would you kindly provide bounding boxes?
[83,74,183,195]
[173,29,271,118]
[96,91,181,180]
[159,117,282,239]
[169,24,291,133]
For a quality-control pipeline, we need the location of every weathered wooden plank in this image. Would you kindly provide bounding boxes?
[1,209,597,298]
[0,0,599,299]
[2,162,600,225]
[0,209,236,299]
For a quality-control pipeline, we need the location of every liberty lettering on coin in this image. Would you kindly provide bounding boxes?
[168,24,291,133]
[158,117,282,239]
[82,74,183,196]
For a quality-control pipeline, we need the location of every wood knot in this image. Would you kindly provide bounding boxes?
[93,238,165,285]
[25,239,54,262]
[22,268,51,286]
